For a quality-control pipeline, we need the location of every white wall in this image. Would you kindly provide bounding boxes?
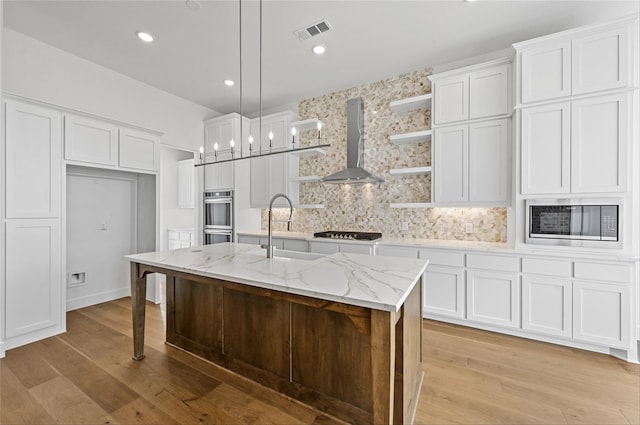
[66,168,137,311]
[2,28,216,151]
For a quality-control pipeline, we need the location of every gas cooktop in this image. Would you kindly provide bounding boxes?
[313,231,382,241]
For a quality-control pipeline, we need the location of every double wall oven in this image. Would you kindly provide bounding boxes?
[203,190,233,245]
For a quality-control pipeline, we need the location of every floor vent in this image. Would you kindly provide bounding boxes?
[294,19,333,42]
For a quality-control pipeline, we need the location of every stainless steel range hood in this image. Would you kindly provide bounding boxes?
[320,97,384,184]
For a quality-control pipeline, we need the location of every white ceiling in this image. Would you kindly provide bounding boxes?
[3,1,639,115]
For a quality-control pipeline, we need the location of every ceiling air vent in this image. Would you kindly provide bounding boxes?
[294,19,333,42]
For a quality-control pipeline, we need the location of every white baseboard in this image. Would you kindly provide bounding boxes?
[66,287,131,312]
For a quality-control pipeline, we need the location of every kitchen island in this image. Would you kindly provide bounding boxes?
[126,243,428,424]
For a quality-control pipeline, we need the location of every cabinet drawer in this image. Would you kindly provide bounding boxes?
[466,253,519,272]
[168,231,179,241]
[309,242,339,255]
[237,235,260,246]
[179,232,193,242]
[282,238,309,252]
[574,262,631,283]
[418,249,465,267]
[377,245,418,259]
[522,258,571,277]
[339,243,373,255]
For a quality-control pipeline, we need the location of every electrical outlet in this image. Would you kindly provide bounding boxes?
[401,222,409,231]
[465,223,474,234]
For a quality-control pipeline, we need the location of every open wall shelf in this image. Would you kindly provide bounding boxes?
[390,93,432,113]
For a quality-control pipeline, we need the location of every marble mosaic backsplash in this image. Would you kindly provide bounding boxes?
[262,67,507,243]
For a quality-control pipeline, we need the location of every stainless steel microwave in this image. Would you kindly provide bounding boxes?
[525,199,621,248]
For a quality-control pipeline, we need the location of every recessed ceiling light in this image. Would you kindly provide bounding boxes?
[224,79,235,87]
[137,31,154,42]
[312,45,326,55]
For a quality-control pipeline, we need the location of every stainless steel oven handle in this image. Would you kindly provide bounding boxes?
[204,198,233,204]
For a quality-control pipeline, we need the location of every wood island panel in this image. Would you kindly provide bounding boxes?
[131,262,423,424]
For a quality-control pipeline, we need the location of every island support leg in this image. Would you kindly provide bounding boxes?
[130,262,147,361]
[371,309,397,424]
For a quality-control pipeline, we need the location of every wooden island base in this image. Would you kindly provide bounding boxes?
[131,262,423,425]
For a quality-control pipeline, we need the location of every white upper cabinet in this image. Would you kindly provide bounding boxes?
[204,113,249,190]
[572,26,629,95]
[516,19,634,105]
[64,114,118,166]
[433,75,468,125]
[571,93,628,193]
[5,100,62,219]
[521,93,628,195]
[434,119,509,205]
[520,41,572,104]
[521,102,571,194]
[177,159,195,209]
[431,59,511,125]
[119,128,159,172]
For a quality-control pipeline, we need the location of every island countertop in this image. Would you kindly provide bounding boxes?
[125,242,428,312]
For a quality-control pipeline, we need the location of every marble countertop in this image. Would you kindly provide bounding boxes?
[126,242,429,312]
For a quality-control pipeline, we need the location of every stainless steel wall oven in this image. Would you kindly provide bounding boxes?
[203,190,233,244]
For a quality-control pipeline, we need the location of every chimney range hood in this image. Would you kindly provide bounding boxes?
[320,97,384,184]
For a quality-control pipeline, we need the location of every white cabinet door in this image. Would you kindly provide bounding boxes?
[573,281,630,349]
[520,40,572,103]
[433,75,469,125]
[250,157,270,207]
[520,102,571,194]
[282,238,309,252]
[204,117,237,190]
[433,124,468,203]
[468,119,508,203]
[424,266,465,319]
[572,26,629,95]
[522,275,571,338]
[571,93,628,193]
[64,114,118,166]
[5,101,62,219]
[177,159,195,208]
[5,220,61,338]
[469,64,510,120]
[467,270,520,329]
[119,128,158,171]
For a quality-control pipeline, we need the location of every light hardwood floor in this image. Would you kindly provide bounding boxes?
[1,298,638,424]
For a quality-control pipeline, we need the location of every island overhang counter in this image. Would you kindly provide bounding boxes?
[126,242,429,425]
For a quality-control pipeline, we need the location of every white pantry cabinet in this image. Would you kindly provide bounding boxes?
[177,159,195,209]
[516,18,633,104]
[431,60,511,125]
[4,220,62,339]
[433,119,509,204]
[249,111,299,208]
[5,100,62,219]
[64,114,118,167]
[521,93,629,195]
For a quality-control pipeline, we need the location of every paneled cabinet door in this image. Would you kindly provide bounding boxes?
[522,276,572,338]
[468,119,508,203]
[5,219,61,339]
[64,114,118,166]
[520,102,571,195]
[572,281,630,349]
[5,100,61,219]
[433,124,468,203]
[424,266,465,319]
[177,159,195,208]
[572,26,629,95]
[466,270,520,329]
[119,128,158,171]
[520,40,572,104]
[571,93,628,193]
[433,75,469,125]
[469,64,510,120]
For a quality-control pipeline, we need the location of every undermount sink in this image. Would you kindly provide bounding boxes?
[248,248,325,261]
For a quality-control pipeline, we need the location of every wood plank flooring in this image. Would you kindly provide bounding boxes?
[1,298,638,424]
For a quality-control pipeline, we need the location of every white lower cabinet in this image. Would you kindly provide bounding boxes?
[236,235,308,252]
[168,230,194,250]
[572,281,630,349]
[424,266,465,319]
[5,220,62,339]
[309,241,373,255]
[522,275,572,338]
[466,270,520,329]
